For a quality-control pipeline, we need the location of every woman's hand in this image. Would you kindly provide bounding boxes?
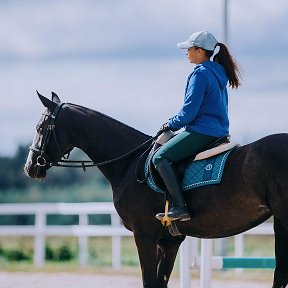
[157,122,172,135]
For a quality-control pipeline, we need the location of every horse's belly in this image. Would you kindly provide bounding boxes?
[180,188,272,238]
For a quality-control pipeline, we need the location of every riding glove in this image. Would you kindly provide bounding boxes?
[157,122,177,135]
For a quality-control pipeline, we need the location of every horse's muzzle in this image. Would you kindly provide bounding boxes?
[23,161,47,179]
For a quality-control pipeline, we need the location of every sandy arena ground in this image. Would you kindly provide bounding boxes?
[0,271,273,288]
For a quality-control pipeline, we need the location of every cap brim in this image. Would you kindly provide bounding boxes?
[177,42,193,49]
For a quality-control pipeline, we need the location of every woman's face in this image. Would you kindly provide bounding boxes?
[186,47,198,64]
[186,47,207,64]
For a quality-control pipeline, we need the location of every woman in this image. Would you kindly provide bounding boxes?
[153,31,241,222]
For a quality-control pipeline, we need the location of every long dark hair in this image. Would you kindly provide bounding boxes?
[203,43,241,89]
[212,43,241,89]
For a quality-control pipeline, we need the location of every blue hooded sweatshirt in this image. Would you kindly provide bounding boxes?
[168,61,229,137]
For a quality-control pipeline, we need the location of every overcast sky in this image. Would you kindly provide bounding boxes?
[1,0,288,156]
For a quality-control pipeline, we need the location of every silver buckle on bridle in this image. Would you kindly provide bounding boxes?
[36,155,47,167]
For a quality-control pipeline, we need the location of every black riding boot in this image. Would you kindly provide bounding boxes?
[155,158,191,221]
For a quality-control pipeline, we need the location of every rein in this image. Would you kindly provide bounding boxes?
[53,136,157,171]
[30,102,159,172]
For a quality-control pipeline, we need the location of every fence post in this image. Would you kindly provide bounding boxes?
[200,239,213,288]
[215,238,228,256]
[234,234,244,257]
[234,234,244,274]
[34,211,46,267]
[180,237,193,288]
[111,213,121,269]
[79,213,89,267]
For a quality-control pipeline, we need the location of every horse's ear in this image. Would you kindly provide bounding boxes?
[37,90,56,111]
[51,92,61,104]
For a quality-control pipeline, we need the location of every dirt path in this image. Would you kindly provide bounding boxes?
[0,271,273,288]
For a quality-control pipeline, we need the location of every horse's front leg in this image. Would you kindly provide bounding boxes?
[134,231,159,288]
[157,234,186,288]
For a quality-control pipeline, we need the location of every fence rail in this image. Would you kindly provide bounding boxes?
[179,222,274,288]
[0,203,274,288]
[0,202,132,268]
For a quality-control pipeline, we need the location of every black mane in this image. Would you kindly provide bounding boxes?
[67,103,150,139]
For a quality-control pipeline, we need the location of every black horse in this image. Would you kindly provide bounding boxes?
[24,92,288,288]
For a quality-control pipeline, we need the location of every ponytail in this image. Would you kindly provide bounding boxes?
[213,43,241,89]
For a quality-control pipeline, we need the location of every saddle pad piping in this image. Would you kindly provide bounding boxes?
[145,150,165,193]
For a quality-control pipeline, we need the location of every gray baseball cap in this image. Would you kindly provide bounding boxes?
[177,31,218,51]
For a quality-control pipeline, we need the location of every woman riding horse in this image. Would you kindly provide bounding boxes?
[152,31,241,221]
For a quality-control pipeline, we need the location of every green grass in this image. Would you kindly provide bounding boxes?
[0,235,276,283]
[223,235,275,257]
[0,236,140,272]
[0,235,275,271]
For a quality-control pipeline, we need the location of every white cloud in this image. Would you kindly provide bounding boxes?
[0,0,287,155]
[2,0,287,58]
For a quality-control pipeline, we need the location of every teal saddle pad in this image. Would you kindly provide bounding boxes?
[145,149,233,193]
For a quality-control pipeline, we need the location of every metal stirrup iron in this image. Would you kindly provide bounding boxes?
[161,200,172,227]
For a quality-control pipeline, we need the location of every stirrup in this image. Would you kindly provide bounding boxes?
[156,200,172,226]
[156,212,191,222]
[156,201,191,225]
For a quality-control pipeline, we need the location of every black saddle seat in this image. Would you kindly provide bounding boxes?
[205,135,230,150]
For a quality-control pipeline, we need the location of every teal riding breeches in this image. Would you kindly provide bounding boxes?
[152,130,218,167]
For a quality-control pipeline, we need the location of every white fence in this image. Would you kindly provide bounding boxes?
[0,203,273,288]
[0,202,132,268]
[179,222,274,288]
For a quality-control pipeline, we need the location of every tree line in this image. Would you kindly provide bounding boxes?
[0,145,111,224]
[0,144,107,191]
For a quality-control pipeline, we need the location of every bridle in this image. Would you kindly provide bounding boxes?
[29,102,66,168]
[29,102,158,172]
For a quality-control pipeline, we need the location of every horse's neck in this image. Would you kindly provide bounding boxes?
[64,104,150,181]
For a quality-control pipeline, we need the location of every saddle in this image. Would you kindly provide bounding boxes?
[137,131,238,192]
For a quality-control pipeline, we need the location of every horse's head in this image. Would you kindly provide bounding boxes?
[24,91,73,179]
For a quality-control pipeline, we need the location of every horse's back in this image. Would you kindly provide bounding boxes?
[179,134,288,238]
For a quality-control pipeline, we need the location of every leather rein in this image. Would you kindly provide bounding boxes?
[29,102,157,172]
